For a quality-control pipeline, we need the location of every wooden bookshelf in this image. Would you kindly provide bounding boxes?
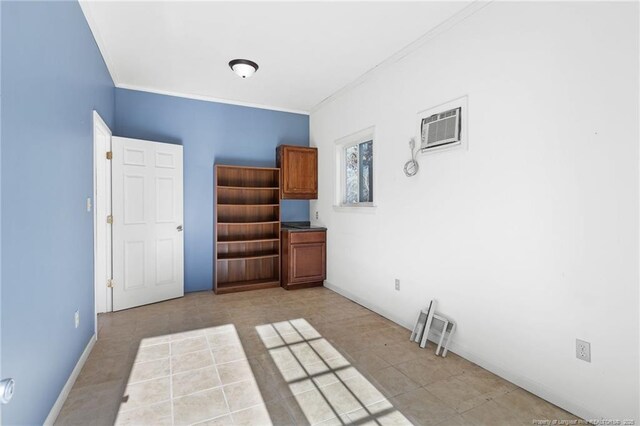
[214,165,281,294]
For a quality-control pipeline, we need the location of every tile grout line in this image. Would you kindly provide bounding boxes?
[126,351,263,394]
[127,370,170,386]
[190,401,268,426]
[278,320,392,424]
[118,398,174,415]
[267,323,346,424]
[205,327,233,424]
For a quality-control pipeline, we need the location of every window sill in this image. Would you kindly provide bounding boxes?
[333,204,378,214]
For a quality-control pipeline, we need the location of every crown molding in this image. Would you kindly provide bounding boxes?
[79,1,120,86]
[116,84,310,115]
[81,0,489,117]
[309,1,492,114]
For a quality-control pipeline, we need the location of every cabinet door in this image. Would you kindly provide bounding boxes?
[289,242,326,283]
[280,146,318,199]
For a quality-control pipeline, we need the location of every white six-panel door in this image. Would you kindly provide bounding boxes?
[112,137,184,311]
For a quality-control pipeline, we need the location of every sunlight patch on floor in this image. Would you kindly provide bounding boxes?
[115,324,269,425]
[257,318,411,425]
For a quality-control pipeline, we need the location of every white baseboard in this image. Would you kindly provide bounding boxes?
[43,334,97,426]
[324,281,415,329]
[323,281,600,422]
[441,336,600,421]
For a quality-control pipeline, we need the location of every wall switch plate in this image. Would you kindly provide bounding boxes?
[576,339,591,362]
[395,279,400,291]
[74,310,80,329]
[86,197,92,212]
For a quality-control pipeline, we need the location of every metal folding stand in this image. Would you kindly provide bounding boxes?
[411,300,456,357]
[431,313,456,357]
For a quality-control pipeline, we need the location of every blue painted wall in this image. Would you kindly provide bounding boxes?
[1,1,114,424]
[115,89,310,292]
[1,1,309,421]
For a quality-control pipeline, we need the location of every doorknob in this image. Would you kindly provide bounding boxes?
[0,378,15,404]
[177,225,183,232]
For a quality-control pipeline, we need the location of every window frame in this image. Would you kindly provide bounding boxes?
[334,126,376,209]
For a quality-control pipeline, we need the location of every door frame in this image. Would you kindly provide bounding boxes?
[93,111,113,330]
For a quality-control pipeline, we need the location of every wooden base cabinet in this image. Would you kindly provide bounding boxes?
[281,230,326,290]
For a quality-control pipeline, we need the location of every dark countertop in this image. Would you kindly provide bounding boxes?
[281,221,327,232]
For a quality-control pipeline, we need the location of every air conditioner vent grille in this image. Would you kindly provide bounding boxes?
[420,107,461,150]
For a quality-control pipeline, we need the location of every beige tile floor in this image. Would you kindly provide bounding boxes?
[55,287,579,426]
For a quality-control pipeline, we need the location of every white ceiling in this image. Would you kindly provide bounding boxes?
[80,1,472,114]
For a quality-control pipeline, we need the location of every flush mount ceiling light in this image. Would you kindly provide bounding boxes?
[228,59,259,79]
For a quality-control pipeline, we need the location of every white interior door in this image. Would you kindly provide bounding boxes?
[112,136,184,311]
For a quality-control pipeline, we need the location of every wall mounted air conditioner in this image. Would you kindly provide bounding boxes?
[420,107,461,151]
[416,96,467,154]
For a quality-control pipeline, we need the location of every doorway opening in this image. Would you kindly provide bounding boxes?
[93,124,185,320]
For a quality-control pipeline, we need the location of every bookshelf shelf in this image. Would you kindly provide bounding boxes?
[214,165,281,294]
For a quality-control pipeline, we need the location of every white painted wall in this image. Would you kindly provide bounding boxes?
[310,2,639,421]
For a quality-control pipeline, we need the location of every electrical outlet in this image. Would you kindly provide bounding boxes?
[395,279,400,291]
[74,310,80,329]
[315,211,319,220]
[576,339,591,362]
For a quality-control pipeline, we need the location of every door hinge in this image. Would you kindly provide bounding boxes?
[107,279,114,288]
[106,151,112,160]
[106,215,113,224]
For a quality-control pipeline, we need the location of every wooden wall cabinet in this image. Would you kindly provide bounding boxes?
[281,230,326,290]
[276,145,318,199]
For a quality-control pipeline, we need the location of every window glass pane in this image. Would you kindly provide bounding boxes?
[345,144,359,203]
[358,140,373,202]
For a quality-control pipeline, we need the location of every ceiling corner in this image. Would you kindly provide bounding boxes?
[79,0,120,86]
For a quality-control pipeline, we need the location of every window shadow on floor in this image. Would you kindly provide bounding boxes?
[254,318,411,425]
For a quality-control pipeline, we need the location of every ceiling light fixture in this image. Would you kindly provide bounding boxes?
[228,59,259,79]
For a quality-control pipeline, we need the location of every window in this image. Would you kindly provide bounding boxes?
[335,127,375,208]
[345,140,373,204]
